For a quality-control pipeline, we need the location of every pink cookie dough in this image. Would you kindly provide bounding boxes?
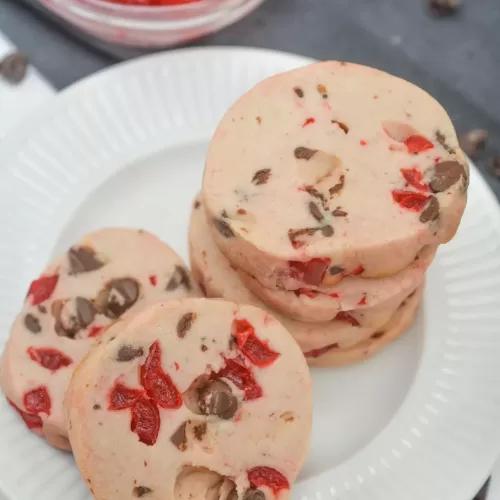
[202,60,468,291]
[0,228,199,450]
[305,284,423,367]
[238,245,432,322]
[189,197,416,356]
[65,298,312,500]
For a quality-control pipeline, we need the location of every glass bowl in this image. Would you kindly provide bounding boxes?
[39,0,266,48]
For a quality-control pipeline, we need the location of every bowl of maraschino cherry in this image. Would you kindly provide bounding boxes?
[39,0,266,47]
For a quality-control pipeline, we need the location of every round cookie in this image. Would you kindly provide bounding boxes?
[238,245,432,321]
[189,197,416,355]
[305,285,423,367]
[203,60,468,290]
[0,228,199,450]
[65,298,312,500]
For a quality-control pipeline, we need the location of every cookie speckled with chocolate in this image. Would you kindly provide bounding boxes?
[65,299,312,500]
[0,228,200,452]
[203,61,467,291]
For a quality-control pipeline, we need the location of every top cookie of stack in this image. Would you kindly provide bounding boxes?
[202,61,468,293]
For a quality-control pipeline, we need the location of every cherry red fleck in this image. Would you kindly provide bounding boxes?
[328,292,340,298]
[174,362,180,371]
[404,135,434,154]
[88,325,104,338]
[108,382,144,411]
[391,190,430,211]
[141,341,182,409]
[357,295,367,306]
[400,168,429,192]
[148,275,158,286]
[232,318,280,367]
[26,275,59,306]
[350,265,364,276]
[289,258,331,287]
[302,117,316,127]
[27,347,72,371]
[131,397,160,446]
[23,386,51,415]
[248,467,290,494]
[360,140,368,146]
[8,399,43,429]
[108,341,182,445]
[335,312,361,327]
[434,156,442,164]
[294,288,319,299]
[217,358,263,400]
[304,343,339,358]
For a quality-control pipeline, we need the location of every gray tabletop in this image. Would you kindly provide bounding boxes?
[0,1,497,497]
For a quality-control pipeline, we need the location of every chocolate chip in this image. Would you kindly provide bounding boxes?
[38,305,47,314]
[329,266,344,275]
[256,116,262,125]
[294,147,318,160]
[96,278,140,319]
[213,218,235,239]
[243,489,265,500]
[198,380,238,420]
[166,266,192,291]
[293,87,304,98]
[371,331,385,339]
[332,209,347,217]
[75,297,96,328]
[304,186,328,210]
[308,202,323,221]
[317,83,328,98]
[329,175,345,196]
[68,246,104,275]
[227,489,238,500]
[288,227,321,248]
[435,130,456,154]
[0,52,28,84]
[170,422,188,451]
[52,300,78,338]
[490,156,500,178]
[252,168,271,185]
[429,161,466,192]
[93,404,101,410]
[24,313,41,333]
[200,344,208,352]
[116,345,144,362]
[177,312,197,338]
[458,129,488,159]
[193,422,207,441]
[429,0,461,17]
[331,120,349,134]
[194,200,201,209]
[321,225,334,237]
[419,196,440,223]
[133,486,153,497]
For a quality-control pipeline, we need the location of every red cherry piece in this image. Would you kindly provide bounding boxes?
[350,265,364,276]
[392,190,430,211]
[218,359,263,400]
[26,275,59,306]
[302,117,315,127]
[88,325,104,338]
[328,292,340,298]
[23,386,51,415]
[149,275,158,286]
[360,140,368,146]
[108,381,144,411]
[8,399,43,429]
[335,312,360,327]
[248,466,290,494]
[400,168,429,192]
[304,343,339,358]
[357,295,367,306]
[141,341,182,409]
[232,319,280,367]
[289,258,331,287]
[27,347,72,371]
[404,135,434,154]
[131,396,160,446]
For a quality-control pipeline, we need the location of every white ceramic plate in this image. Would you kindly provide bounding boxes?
[0,47,500,500]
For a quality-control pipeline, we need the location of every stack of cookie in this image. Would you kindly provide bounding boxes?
[191,60,468,367]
